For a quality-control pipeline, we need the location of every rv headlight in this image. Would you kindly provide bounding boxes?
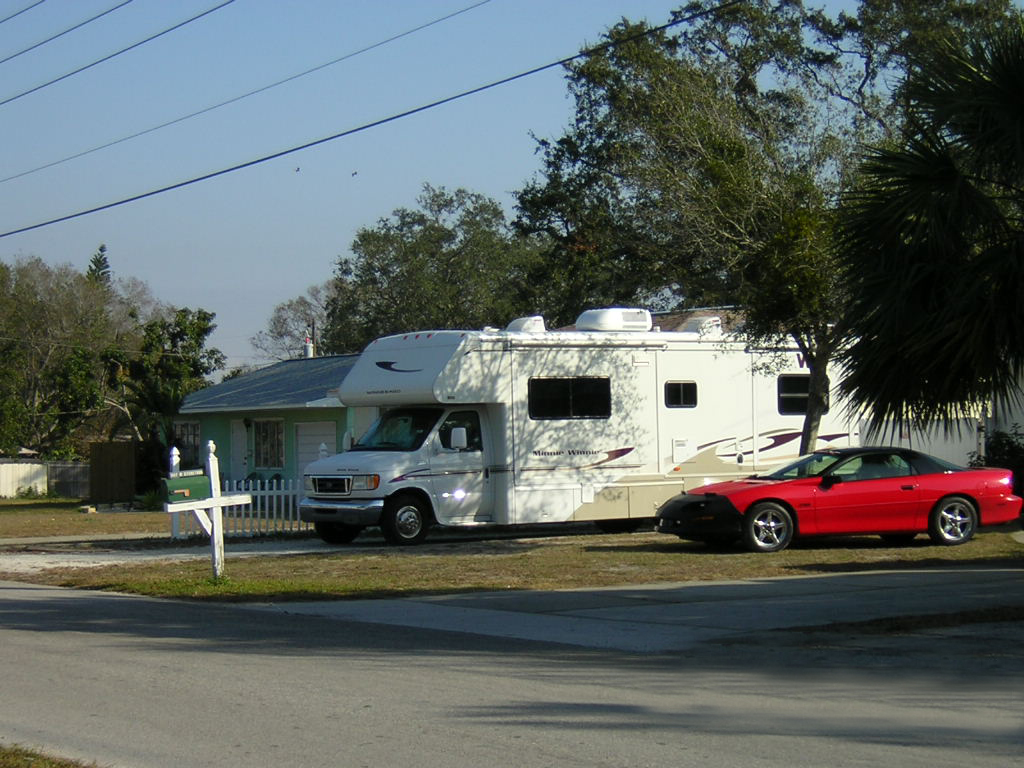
[351,474,380,491]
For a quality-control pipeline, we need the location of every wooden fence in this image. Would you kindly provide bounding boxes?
[172,477,311,538]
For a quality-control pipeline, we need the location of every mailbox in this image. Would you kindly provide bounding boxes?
[161,474,213,503]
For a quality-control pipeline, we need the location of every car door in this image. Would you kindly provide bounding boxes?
[813,452,921,534]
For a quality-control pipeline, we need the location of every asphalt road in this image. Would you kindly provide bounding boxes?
[2,565,1023,768]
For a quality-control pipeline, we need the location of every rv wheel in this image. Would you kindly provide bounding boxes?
[314,522,362,545]
[594,518,644,534]
[381,494,431,545]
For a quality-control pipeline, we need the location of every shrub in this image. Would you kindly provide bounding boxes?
[969,424,1024,495]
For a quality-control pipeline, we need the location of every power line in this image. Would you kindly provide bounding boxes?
[0,0,235,108]
[0,0,493,185]
[0,1,740,240]
[0,0,134,66]
[0,0,46,26]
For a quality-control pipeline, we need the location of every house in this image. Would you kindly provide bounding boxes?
[176,355,373,482]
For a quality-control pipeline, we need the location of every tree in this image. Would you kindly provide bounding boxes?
[322,184,546,353]
[86,244,112,286]
[839,20,1024,426]
[0,256,123,456]
[106,308,224,488]
[518,7,848,452]
[515,0,1018,453]
[251,282,331,361]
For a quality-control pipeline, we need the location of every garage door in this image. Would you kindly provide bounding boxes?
[295,421,337,480]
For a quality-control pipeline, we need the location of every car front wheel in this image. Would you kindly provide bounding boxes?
[742,502,794,553]
[928,495,977,546]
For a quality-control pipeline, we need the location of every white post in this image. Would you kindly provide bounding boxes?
[169,446,181,539]
[205,440,225,579]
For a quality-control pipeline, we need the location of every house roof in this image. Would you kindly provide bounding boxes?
[181,355,358,413]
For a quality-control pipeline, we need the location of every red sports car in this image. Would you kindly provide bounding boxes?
[655,447,1022,552]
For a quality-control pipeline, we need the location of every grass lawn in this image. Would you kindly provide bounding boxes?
[5,527,1021,603]
[0,745,96,768]
[0,498,169,539]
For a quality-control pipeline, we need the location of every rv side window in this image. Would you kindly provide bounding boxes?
[528,377,611,420]
[777,374,829,415]
[664,381,697,408]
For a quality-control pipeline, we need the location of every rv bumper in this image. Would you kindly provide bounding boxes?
[299,497,385,526]
[655,493,741,541]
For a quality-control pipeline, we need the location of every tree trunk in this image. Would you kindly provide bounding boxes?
[800,356,832,455]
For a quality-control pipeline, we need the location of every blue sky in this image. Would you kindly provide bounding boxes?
[0,0,828,370]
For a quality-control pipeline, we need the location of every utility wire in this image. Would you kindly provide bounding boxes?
[0,0,46,26]
[0,0,235,108]
[0,1,740,240]
[0,0,493,185]
[0,0,134,66]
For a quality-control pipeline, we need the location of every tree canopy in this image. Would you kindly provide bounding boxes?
[839,19,1024,426]
[0,251,223,460]
[322,184,547,353]
[250,281,331,362]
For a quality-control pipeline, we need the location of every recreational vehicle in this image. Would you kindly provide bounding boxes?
[299,308,857,544]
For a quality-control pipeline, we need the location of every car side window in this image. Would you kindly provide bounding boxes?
[851,453,913,481]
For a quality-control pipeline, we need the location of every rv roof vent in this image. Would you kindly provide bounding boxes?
[575,308,653,332]
[505,315,546,333]
[679,315,723,337]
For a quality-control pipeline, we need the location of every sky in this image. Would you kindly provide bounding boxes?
[0,0,827,371]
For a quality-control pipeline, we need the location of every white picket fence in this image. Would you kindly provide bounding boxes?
[172,478,312,538]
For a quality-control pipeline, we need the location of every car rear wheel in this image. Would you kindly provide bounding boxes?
[381,494,431,545]
[314,521,362,545]
[742,502,794,553]
[928,495,977,546]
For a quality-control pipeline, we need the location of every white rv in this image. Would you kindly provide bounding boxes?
[299,308,857,544]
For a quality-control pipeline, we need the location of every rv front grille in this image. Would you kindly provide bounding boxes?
[311,476,352,496]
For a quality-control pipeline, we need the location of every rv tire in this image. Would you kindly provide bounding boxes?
[381,494,431,545]
[594,518,645,534]
[314,521,362,545]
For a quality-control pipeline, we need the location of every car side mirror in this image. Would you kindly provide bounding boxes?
[821,474,842,489]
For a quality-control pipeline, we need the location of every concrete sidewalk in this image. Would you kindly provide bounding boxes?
[250,566,1024,653]
[4,531,1022,654]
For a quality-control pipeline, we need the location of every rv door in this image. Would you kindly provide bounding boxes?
[430,409,492,523]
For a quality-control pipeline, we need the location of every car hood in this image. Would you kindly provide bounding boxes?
[687,477,783,496]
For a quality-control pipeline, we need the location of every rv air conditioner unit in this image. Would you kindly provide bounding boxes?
[575,308,653,332]
[505,315,546,333]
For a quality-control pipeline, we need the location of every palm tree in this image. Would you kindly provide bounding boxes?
[838,21,1024,428]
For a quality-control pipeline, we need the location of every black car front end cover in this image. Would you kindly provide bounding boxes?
[655,493,742,541]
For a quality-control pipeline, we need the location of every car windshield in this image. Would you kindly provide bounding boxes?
[762,452,848,480]
[350,407,444,452]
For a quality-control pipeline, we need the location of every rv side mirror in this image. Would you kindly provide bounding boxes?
[450,427,468,451]
[342,430,353,451]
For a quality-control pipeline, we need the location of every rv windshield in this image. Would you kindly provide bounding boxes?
[351,407,444,452]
